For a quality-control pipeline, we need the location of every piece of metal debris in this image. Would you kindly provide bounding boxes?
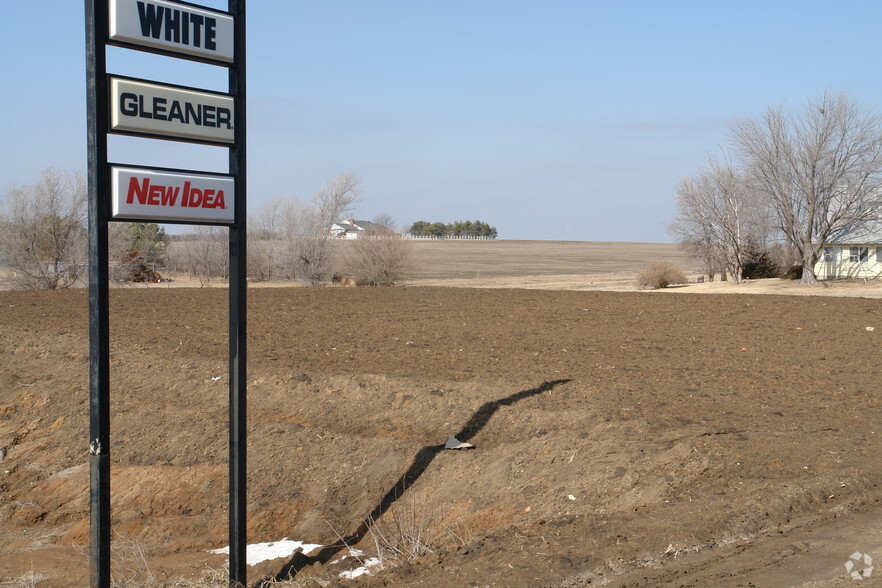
[445,435,475,450]
[89,439,102,455]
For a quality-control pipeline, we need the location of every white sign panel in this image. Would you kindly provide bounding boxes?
[111,166,235,224]
[109,0,234,63]
[110,77,234,144]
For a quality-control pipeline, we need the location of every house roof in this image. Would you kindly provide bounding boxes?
[827,219,882,244]
[336,220,396,234]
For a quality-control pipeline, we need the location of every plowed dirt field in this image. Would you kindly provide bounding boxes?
[2,285,882,587]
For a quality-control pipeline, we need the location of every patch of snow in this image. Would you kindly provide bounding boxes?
[331,548,366,565]
[339,557,382,579]
[209,538,323,566]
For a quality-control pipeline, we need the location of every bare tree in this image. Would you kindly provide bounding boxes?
[371,212,397,231]
[277,197,308,280]
[732,92,882,284]
[342,235,410,286]
[249,198,284,281]
[297,173,361,284]
[295,207,332,284]
[668,226,724,282]
[238,173,362,285]
[670,156,764,283]
[170,226,226,286]
[315,173,362,230]
[0,168,87,289]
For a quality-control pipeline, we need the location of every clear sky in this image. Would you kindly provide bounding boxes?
[2,1,882,241]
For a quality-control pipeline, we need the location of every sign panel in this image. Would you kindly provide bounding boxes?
[109,0,234,63]
[110,77,235,144]
[111,166,235,224]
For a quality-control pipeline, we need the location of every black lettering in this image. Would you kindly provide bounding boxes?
[137,2,164,39]
[138,95,152,119]
[181,12,190,45]
[216,107,231,129]
[205,17,217,51]
[164,8,181,43]
[184,102,201,126]
[152,97,167,120]
[167,101,184,123]
[202,105,216,127]
[120,93,139,116]
[189,14,204,47]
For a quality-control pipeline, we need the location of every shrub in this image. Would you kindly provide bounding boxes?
[343,237,409,286]
[113,248,162,283]
[741,249,780,279]
[636,261,688,289]
[781,264,803,280]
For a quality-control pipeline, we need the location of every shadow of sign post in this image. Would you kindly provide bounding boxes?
[265,378,571,584]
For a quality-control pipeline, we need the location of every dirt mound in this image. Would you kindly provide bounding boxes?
[1,287,882,586]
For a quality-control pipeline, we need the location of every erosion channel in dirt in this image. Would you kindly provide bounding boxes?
[2,287,882,587]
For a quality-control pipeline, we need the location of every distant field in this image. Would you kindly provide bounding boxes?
[2,239,693,291]
[400,240,882,297]
[7,240,880,297]
[402,239,698,281]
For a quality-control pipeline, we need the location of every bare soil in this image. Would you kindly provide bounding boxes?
[2,241,882,587]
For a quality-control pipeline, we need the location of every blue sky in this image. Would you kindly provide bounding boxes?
[2,1,882,241]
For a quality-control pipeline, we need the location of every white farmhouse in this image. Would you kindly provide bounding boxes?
[814,220,882,280]
[329,219,395,239]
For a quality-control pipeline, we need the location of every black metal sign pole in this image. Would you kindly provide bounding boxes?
[228,0,248,585]
[86,1,244,584]
[85,0,111,586]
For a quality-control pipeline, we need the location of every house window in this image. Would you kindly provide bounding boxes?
[877,247,882,263]
[824,247,841,262]
[849,246,869,263]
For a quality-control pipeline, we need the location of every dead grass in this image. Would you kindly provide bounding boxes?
[70,534,230,588]
[0,570,48,588]
[364,498,441,570]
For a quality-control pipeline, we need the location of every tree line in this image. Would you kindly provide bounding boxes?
[671,91,882,285]
[0,169,164,289]
[0,170,409,288]
[407,219,497,238]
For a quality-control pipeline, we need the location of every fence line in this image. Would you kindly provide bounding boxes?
[402,235,496,240]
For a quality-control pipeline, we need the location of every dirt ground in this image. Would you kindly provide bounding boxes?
[2,246,882,586]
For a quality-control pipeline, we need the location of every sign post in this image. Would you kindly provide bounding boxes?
[228,1,248,582]
[84,2,111,584]
[85,0,247,585]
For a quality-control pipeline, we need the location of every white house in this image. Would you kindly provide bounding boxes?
[329,219,394,239]
[814,219,882,280]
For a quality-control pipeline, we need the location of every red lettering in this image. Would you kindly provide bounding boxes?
[189,188,203,207]
[126,177,149,205]
[148,184,163,205]
[161,185,179,206]
[124,175,222,211]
